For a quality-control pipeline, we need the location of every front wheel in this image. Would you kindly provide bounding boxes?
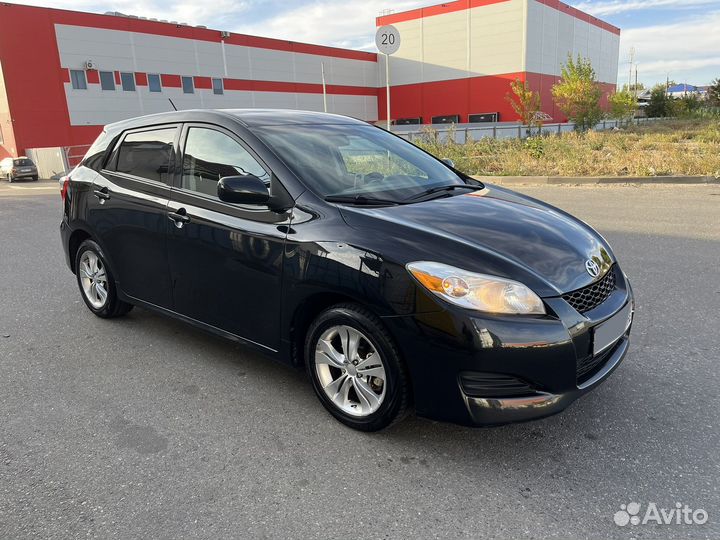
[75,239,133,318]
[305,303,410,431]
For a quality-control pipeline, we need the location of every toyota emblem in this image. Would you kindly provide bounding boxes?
[585,259,601,278]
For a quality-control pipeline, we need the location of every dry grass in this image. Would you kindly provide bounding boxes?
[415,119,720,177]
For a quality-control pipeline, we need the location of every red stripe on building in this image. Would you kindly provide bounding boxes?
[222,79,377,96]
[114,71,121,85]
[377,0,620,36]
[86,70,99,84]
[534,0,620,35]
[193,76,212,90]
[135,72,148,86]
[377,0,509,26]
[161,74,181,88]
[60,68,70,83]
[2,3,376,62]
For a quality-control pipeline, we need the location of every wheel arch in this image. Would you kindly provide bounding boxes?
[68,228,93,274]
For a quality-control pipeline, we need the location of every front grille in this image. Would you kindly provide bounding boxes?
[459,372,534,398]
[562,266,616,313]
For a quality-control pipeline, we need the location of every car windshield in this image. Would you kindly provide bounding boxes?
[254,123,465,202]
[14,159,34,167]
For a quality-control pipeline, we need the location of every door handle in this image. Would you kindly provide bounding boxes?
[168,209,190,228]
[93,188,110,202]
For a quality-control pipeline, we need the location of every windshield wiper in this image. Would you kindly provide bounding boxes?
[324,194,401,206]
[405,184,482,202]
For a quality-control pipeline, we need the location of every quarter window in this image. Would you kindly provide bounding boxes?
[70,70,87,90]
[148,74,162,92]
[120,72,136,92]
[212,78,224,95]
[182,76,194,94]
[99,71,115,91]
[182,127,269,198]
[113,128,176,183]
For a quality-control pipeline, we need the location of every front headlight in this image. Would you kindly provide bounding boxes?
[406,261,546,315]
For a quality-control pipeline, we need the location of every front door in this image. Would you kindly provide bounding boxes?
[166,124,290,351]
[89,125,178,308]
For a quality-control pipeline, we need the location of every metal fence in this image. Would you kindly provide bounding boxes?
[393,117,669,144]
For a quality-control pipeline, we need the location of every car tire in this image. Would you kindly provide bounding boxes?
[305,303,410,431]
[75,239,133,318]
[32,176,38,182]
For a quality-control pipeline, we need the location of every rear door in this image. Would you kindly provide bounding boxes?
[166,123,290,351]
[89,125,179,308]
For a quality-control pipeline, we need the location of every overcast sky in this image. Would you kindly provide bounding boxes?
[16,0,720,86]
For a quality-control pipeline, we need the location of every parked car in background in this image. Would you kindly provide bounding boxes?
[60,109,634,431]
[1,157,39,182]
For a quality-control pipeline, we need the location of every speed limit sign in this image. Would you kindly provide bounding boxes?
[375,25,401,55]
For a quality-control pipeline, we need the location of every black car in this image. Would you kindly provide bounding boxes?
[60,109,634,431]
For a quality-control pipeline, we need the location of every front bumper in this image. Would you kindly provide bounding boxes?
[463,336,629,425]
[382,266,634,426]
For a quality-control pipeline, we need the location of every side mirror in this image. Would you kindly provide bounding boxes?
[217,175,270,205]
[441,158,456,169]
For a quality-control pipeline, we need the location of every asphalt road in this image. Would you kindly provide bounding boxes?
[1,182,718,539]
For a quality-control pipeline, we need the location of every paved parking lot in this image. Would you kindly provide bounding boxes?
[1,183,718,539]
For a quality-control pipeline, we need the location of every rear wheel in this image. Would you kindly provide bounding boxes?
[305,303,410,431]
[75,239,133,318]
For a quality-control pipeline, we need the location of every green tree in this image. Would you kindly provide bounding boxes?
[646,85,671,117]
[551,55,603,131]
[608,89,637,123]
[506,78,543,134]
[707,78,720,107]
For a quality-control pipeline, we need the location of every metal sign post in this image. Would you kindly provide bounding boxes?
[375,25,400,131]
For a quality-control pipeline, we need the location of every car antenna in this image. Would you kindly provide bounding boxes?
[168,98,178,111]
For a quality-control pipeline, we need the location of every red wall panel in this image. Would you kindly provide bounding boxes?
[378,72,616,124]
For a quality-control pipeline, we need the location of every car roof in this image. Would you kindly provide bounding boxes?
[104,108,367,132]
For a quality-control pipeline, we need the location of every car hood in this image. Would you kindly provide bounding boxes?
[338,185,614,296]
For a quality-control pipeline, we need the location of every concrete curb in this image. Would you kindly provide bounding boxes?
[473,175,720,186]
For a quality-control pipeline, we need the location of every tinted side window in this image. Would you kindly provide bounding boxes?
[182,127,269,198]
[83,130,112,171]
[113,128,176,183]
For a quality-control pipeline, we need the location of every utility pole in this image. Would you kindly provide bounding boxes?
[629,47,635,90]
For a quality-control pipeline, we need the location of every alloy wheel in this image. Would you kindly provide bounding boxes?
[79,250,108,309]
[314,325,387,417]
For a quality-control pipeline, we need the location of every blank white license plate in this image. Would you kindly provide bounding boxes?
[593,302,632,355]
[20,168,31,172]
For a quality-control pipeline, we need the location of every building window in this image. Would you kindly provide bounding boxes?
[120,72,136,92]
[212,78,224,95]
[148,74,162,93]
[70,69,87,90]
[99,71,115,91]
[182,76,194,94]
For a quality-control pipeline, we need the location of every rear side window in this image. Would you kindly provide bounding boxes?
[83,131,112,171]
[14,159,34,167]
[113,128,176,183]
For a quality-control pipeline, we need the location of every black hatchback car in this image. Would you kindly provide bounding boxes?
[60,109,634,431]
